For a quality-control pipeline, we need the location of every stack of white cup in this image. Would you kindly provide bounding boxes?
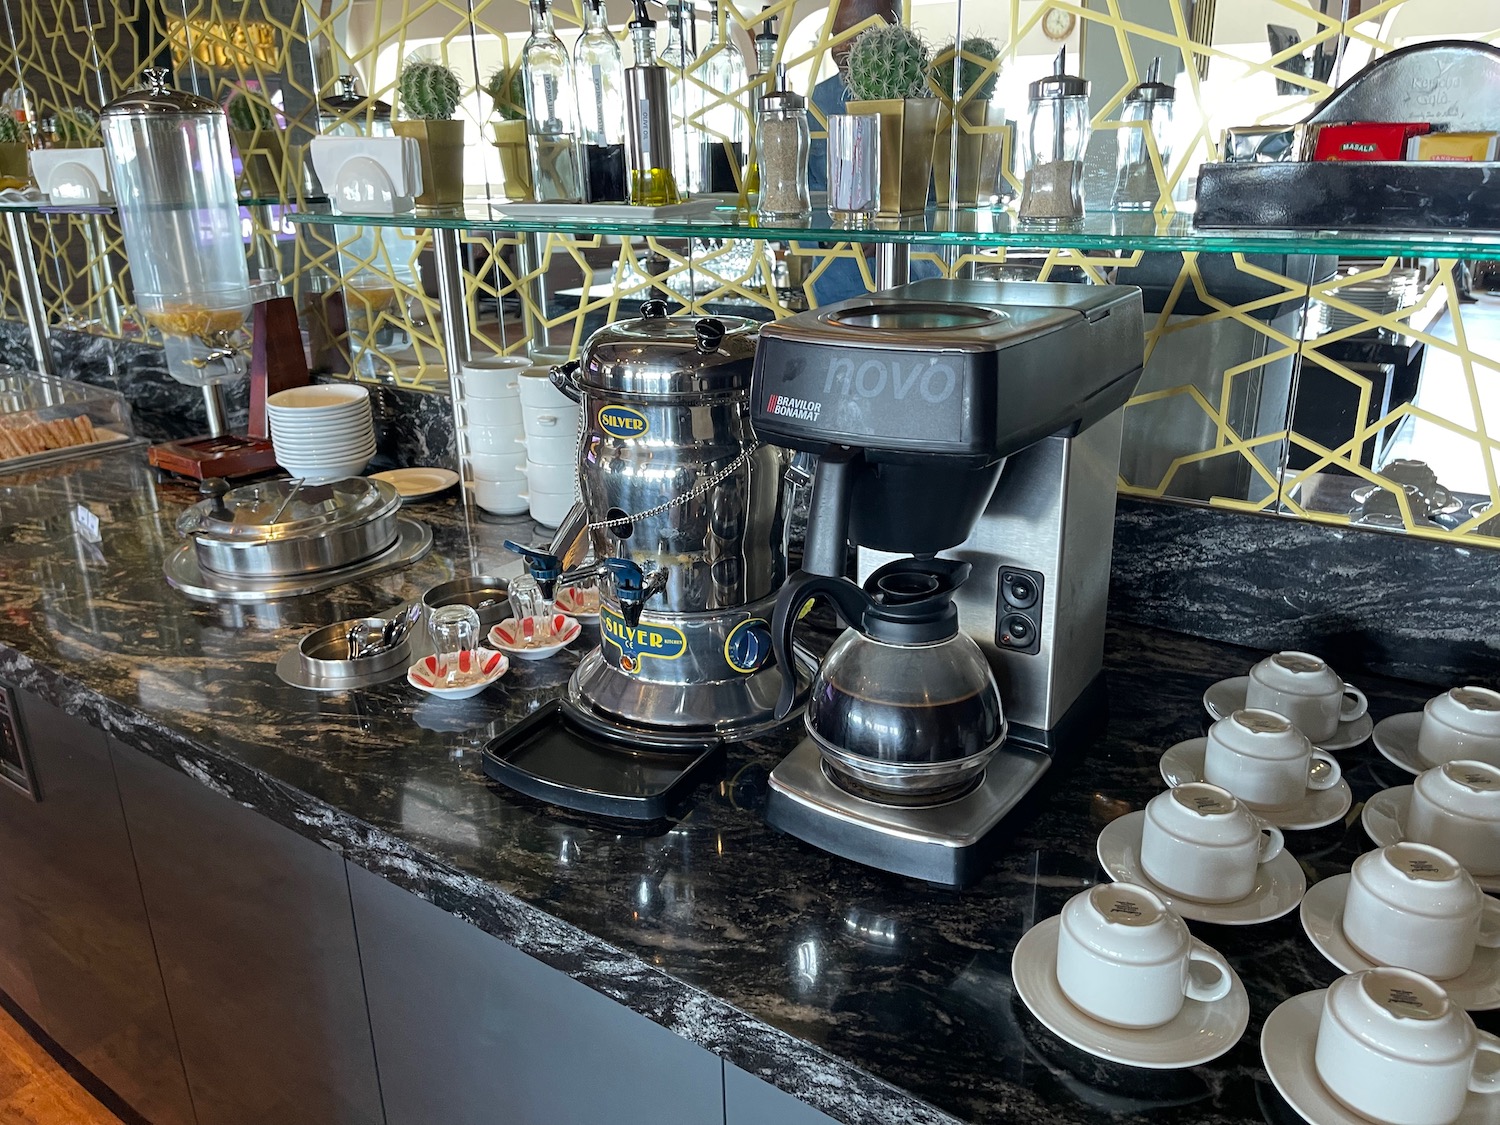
[520,347,582,528]
[459,356,529,516]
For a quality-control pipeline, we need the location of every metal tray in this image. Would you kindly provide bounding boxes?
[481,700,724,821]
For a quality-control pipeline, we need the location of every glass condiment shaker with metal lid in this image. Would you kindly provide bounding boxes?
[756,65,810,222]
[320,75,393,137]
[1113,57,1174,211]
[1017,48,1091,228]
[100,69,252,399]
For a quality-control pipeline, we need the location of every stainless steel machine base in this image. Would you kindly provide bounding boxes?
[165,517,432,602]
[567,645,812,743]
[765,737,1052,886]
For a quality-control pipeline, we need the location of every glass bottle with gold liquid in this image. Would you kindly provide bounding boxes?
[625,0,681,206]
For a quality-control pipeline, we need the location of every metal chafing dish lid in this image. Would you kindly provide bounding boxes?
[178,477,401,543]
[576,299,759,397]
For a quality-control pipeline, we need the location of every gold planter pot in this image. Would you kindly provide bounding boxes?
[0,142,29,182]
[846,97,940,218]
[231,129,284,199]
[393,119,466,208]
[491,120,533,202]
[933,102,1008,208]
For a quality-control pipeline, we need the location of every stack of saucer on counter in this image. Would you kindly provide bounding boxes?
[1012,647,1500,1122]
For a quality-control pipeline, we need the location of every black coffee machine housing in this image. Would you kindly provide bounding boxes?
[748,281,1145,884]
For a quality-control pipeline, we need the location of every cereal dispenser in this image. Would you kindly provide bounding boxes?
[102,69,281,477]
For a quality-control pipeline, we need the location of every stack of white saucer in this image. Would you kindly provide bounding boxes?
[458,356,528,516]
[520,348,581,528]
[266,384,375,483]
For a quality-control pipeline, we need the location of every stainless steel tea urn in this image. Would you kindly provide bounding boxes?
[542,300,796,740]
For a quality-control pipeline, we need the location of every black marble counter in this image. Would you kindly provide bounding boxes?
[0,449,1490,1125]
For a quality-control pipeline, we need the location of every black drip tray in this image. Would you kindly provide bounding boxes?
[481,701,724,821]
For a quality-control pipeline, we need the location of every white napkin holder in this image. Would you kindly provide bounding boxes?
[30,148,112,205]
[309,136,422,215]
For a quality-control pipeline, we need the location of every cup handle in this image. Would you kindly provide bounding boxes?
[1184,941,1234,1005]
[1339,683,1369,722]
[1478,897,1500,949]
[1307,750,1343,792]
[1469,1031,1500,1095]
[1256,821,1285,864]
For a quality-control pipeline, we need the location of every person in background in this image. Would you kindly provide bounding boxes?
[802,0,938,304]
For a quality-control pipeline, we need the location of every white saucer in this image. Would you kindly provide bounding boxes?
[1372,711,1428,774]
[1159,738,1352,831]
[1361,785,1500,895]
[1261,990,1500,1125]
[1299,873,1500,1010]
[1097,811,1307,925]
[369,466,459,501]
[553,585,600,624]
[406,648,509,700]
[1203,676,1374,752]
[1011,916,1249,1069]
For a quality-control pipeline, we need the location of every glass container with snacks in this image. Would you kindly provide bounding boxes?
[101,69,252,390]
[1017,49,1090,227]
[0,369,136,470]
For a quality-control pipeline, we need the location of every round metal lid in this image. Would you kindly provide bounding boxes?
[1028,74,1089,99]
[575,300,759,396]
[180,477,401,543]
[103,68,222,118]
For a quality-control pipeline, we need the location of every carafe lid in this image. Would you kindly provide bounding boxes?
[575,299,759,396]
[104,69,221,118]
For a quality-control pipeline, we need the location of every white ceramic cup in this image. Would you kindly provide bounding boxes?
[1140,783,1285,903]
[527,486,577,528]
[523,403,581,439]
[1245,651,1368,743]
[468,449,526,482]
[463,395,524,428]
[525,429,580,465]
[1314,967,1500,1125]
[1054,882,1233,1029]
[470,478,527,516]
[1418,686,1500,769]
[1202,709,1342,810]
[458,355,529,400]
[464,422,526,457]
[1408,760,1500,877]
[1341,843,1500,980]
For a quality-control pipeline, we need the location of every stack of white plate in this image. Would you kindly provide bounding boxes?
[521,349,582,527]
[267,385,376,483]
[1311,267,1422,335]
[459,356,528,515]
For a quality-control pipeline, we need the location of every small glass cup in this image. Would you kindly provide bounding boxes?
[428,603,481,685]
[507,574,551,643]
[826,114,879,225]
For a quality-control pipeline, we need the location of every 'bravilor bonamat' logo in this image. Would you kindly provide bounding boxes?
[598,404,649,439]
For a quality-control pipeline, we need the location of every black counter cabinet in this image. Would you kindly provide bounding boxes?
[0,684,195,1125]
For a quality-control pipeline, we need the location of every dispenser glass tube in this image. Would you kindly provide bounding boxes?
[100,69,252,390]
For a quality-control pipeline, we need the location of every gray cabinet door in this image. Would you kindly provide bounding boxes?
[111,743,382,1125]
[724,1062,842,1125]
[348,861,726,1125]
[1,686,195,1125]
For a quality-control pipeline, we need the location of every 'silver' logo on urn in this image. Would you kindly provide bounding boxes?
[601,607,686,672]
[598,404,650,439]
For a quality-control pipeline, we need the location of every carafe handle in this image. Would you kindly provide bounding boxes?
[771,571,873,720]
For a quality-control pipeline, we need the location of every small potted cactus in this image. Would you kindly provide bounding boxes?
[226,90,283,198]
[393,59,465,208]
[483,64,532,201]
[842,21,938,217]
[0,115,28,182]
[929,36,1006,207]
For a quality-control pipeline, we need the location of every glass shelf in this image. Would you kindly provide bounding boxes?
[286,202,1500,260]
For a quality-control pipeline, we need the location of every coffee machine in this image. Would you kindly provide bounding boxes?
[751,279,1145,884]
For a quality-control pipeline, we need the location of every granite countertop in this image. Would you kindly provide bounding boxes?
[0,449,1490,1125]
